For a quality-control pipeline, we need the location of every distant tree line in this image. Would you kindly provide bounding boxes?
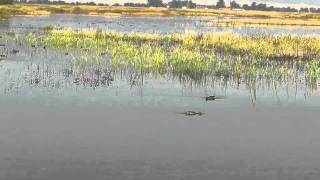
[0,0,13,4]
[147,0,164,7]
[230,0,320,13]
[123,2,148,7]
[168,0,196,9]
[216,0,226,8]
[12,0,320,13]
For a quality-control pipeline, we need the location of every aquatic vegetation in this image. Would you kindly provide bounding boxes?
[305,60,320,90]
[17,28,320,90]
[210,18,320,27]
[26,28,320,61]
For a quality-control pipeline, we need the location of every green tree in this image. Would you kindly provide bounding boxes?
[147,0,164,7]
[230,1,241,9]
[216,0,226,8]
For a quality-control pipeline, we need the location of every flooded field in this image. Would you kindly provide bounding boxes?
[1,15,320,180]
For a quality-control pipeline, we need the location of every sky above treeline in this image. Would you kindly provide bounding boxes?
[67,0,320,8]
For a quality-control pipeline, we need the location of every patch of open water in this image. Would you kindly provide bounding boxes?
[1,15,320,180]
[3,14,320,36]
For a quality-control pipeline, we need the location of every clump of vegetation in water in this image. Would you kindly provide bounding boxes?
[20,28,320,90]
[26,28,320,61]
[209,18,320,28]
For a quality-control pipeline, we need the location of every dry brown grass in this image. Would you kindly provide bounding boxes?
[1,4,320,20]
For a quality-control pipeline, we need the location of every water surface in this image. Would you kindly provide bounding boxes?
[4,14,320,35]
[1,15,320,180]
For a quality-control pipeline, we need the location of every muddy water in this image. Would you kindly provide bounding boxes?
[1,15,320,180]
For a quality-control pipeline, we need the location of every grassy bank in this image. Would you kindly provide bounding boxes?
[0,4,221,17]
[16,29,320,89]
[1,4,320,19]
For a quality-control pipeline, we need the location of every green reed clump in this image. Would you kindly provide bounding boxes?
[20,29,320,89]
[305,60,320,90]
[32,29,320,61]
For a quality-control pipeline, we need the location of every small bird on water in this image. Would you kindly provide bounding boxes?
[10,49,19,54]
[183,111,204,116]
[205,96,225,101]
[205,96,216,101]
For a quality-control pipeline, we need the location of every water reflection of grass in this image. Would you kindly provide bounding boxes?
[19,29,320,91]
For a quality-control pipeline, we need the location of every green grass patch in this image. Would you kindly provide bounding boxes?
[16,29,320,89]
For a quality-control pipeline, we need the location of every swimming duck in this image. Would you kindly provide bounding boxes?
[183,111,204,116]
[205,96,225,101]
[205,96,216,101]
[11,49,19,54]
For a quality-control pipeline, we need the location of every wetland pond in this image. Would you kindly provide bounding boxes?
[1,15,320,180]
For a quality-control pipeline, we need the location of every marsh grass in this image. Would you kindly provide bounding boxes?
[35,29,320,61]
[18,29,320,90]
[210,18,320,28]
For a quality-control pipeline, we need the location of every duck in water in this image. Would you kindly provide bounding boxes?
[205,96,225,101]
[183,111,204,116]
[11,49,19,54]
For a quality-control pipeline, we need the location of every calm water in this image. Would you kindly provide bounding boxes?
[1,15,320,180]
[2,14,320,35]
